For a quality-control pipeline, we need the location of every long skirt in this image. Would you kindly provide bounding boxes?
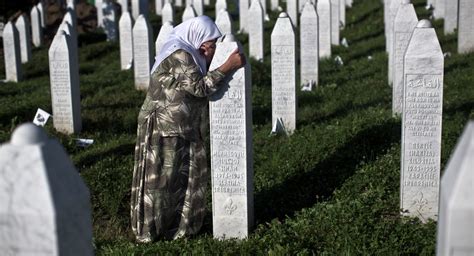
[130,117,208,241]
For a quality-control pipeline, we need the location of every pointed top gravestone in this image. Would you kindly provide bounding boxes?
[31,6,43,47]
[392,1,417,115]
[443,0,458,34]
[37,1,46,28]
[155,0,162,15]
[0,123,93,255]
[271,12,296,134]
[248,0,264,61]
[155,21,174,56]
[121,0,129,12]
[215,0,227,19]
[132,0,148,19]
[193,0,204,15]
[162,1,175,24]
[287,0,298,27]
[318,0,332,59]
[300,1,319,88]
[96,0,104,27]
[3,21,22,82]
[216,9,233,35]
[209,34,254,240]
[330,0,339,45]
[433,0,445,19]
[132,15,153,90]
[239,0,250,33]
[401,19,443,222]
[458,0,474,54]
[384,0,392,52]
[388,0,402,85]
[182,5,197,22]
[119,11,134,70]
[436,121,474,256]
[15,14,32,63]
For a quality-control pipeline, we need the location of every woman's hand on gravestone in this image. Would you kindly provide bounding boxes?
[218,48,246,75]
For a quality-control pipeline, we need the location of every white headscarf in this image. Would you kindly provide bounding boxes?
[150,16,222,75]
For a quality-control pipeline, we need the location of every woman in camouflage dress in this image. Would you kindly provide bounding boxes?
[131,16,246,242]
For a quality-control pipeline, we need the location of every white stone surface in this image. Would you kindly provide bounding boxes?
[0,123,93,256]
[271,0,278,11]
[216,0,228,19]
[271,12,296,134]
[248,0,264,61]
[155,0,162,15]
[37,2,46,29]
[239,0,250,32]
[132,15,153,91]
[31,6,43,47]
[216,9,233,35]
[162,1,175,25]
[155,21,173,56]
[401,20,443,222]
[436,121,474,256]
[433,0,445,19]
[384,0,392,52]
[175,0,183,7]
[48,31,82,134]
[318,0,332,58]
[15,14,32,63]
[300,2,319,88]
[458,0,474,54]
[121,0,129,12]
[119,11,134,70]
[392,1,417,115]
[443,0,457,35]
[209,34,254,240]
[287,0,298,27]
[339,0,345,27]
[387,0,402,85]
[103,1,118,41]
[182,5,196,22]
[346,0,352,7]
[96,0,104,27]
[132,0,148,19]
[59,19,79,80]
[330,0,339,45]
[193,0,204,15]
[3,22,22,82]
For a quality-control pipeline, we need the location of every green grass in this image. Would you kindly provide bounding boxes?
[1,0,473,254]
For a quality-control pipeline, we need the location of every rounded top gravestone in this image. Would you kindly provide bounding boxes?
[11,123,48,145]
[417,19,432,28]
[279,12,289,18]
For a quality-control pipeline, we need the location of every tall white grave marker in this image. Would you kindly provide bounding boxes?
[248,0,264,61]
[119,11,134,70]
[287,0,298,27]
[271,0,278,11]
[155,21,173,56]
[31,6,43,47]
[339,0,345,27]
[37,2,46,29]
[175,0,183,7]
[182,5,197,22]
[443,0,458,35]
[401,20,443,222]
[132,15,153,91]
[388,0,402,85]
[392,0,417,115]
[330,0,339,45]
[16,14,32,63]
[239,0,250,32]
[209,35,254,239]
[433,0,445,19]
[0,123,93,256]
[346,0,352,7]
[436,121,474,256]
[318,0,331,58]
[193,0,204,15]
[271,13,296,134]
[384,0,392,52]
[121,0,129,12]
[96,0,104,27]
[103,0,118,41]
[216,9,233,35]
[458,0,474,54]
[162,1,175,24]
[3,22,22,82]
[155,0,163,15]
[132,0,148,19]
[215,0,228,18]
[300,2,319,88]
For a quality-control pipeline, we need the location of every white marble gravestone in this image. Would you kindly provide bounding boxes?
[458,0,474,54]
[346,0,352,7]
[443,0,458,35]
[330,0,339,45]
[300,2,319,88]
[132,0,148,19]
[384,0,392,52]
[436,121,474,256]
[63,10,79,62]
[16,14,32,63]
[287,0,298,27]
[392,0,417,115]
[48,31,82,134]
[121,0,129,12]
[271,13,296,134]
[401,20,443,222]
[239,0,250,32]
[162,1,175,25]
[216,0,228,19]
[155,0,163,15]
[59,20,79,80]
[209,34,254,240]
[132,15,153,90]
[318,0,332,58]
[37,2,46,29]
[0,123,93,256]
[433,0,445,19]
[248,0,264,61]
[3,22,22,82]
[31,6,43,47]
[339,0,345,27]
[388,0,402,85]
[119,11,134,70]
[182,5,197,22]
[175,0,183,7]
[193,0,204,15]
[155,21,173,56]
[96,0,104,27]
[216,9,233,35]
[103,1,118,41]
[271,0,278,11]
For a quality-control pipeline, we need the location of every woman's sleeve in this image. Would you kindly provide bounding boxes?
[172,51,226,97]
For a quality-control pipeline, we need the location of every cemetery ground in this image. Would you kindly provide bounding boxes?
[1,0,473,254]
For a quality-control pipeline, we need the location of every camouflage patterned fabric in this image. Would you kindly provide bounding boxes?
[131,50,226,242]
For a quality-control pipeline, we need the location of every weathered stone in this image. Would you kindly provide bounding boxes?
[458,0,474,54]
[103,0,118,41]
[31,6,43,47]
[132,15,153,91]
[155,21,173,56]
[0,123,93,256]
[3,22,22,82]
[248,0,264,61]
[287,0,298,27]
[401,20,443,222]
[209,34,254,240]
[331,0,339,45]
[162,1,175,24]
[443,0,458,34]
[15,14,32,63]
[216,9,233,35]
[436,121,474,256]
[119,11,134,70]
[300,2,319,88]
[392,1,417,115]
[271,12,296,134]
[239,0,250,32]
[318,0,332,58]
